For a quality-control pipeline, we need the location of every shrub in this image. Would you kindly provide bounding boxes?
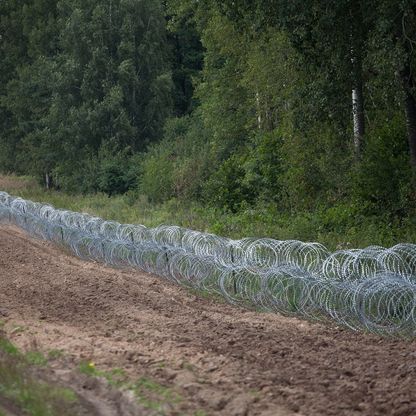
[353,115,412,216]
[139,114,212,203]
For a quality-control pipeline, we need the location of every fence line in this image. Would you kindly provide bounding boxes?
[1,190,416,337]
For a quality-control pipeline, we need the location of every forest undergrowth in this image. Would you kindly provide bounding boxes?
[2,175,415,251]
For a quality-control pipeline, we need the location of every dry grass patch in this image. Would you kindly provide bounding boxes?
[0,175,38,193]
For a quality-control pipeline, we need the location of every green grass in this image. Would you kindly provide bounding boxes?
[78,361,183,415]
[0,332,79,416]
[25,351,48,366]
[47,349,64,360]
[79,361,128,388]
[132,376,182,413]
[2,174,416,250]
[0,337,20,356]
[78,361,209,416]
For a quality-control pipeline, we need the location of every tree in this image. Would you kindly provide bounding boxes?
[164,0,204,115]
[217,0,376,156]
[382,1,416,171]
[0,0,59,177]
[0,0,173,192]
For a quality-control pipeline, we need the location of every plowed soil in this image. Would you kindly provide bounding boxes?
[1,225,416,416]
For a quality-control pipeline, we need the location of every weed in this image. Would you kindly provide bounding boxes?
[78,361,99,376]
[0,334,79,416]
[0,338,20,356]
[132,377,182,413]
[26,351,48,366]
[78,362,128,387]
[48,349,64,360]
[78,361,183,415]
[106,368,128,387]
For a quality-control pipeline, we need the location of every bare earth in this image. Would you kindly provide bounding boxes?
[1,225,416,416]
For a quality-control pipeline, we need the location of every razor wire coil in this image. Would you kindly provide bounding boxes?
[2,190,416,337]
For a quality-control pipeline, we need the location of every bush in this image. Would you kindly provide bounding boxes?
[242,130,283,203]
[279,122,352,212]
[203,130,284,211]
[139,114,212,203]
[353,115,412,216]
[203,154,251,211]
[139,143,176,203]
[97,155,138,197]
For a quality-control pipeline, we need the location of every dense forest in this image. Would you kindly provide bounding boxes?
[1,0,416,243]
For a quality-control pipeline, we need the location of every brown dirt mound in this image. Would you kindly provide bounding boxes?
[1,225,416,416]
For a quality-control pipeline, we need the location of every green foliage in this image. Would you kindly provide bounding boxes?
[279,121,352,211]
[139,140,176,203]
[0,337,20,356]
[203,154,250,212]
[353,116,412,215]
[0,332,79,416]
[78,360,183,413]
[165,0,204,115]
[96,145,138,196]
[0,0,173,195]
[242,29,297,132]
[132,377,182,411]
[139,114,212,203]
[195,10,250,156]
[6,174,416,251]
[242,130,284,203]
[2,0,416,246]
[25,351,48,367]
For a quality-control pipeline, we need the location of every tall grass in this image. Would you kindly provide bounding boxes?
[1,174,416,250]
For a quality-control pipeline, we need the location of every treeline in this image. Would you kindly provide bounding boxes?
[1,0,416,224]
[0,0,173,193]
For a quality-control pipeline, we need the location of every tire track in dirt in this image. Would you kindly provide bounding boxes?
[1,225,416,416]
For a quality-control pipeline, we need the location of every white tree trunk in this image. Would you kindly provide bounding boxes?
[256,91,262,130]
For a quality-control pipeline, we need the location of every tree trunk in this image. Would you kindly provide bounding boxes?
[349,0,365,158]
[255,91,262,130]
[351,55,365,157]
[45,172,51,190]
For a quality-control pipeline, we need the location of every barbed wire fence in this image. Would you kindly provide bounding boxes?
[1,190,416,337]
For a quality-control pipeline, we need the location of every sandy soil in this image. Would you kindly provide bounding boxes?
[1,225,416,416]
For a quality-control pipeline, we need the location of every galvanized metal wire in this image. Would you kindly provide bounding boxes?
[1,191,416,337]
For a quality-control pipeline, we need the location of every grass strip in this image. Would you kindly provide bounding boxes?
[0,332,78,416]
[2,174,416,250]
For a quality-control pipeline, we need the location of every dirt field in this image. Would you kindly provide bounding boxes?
[1,225,416,416]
